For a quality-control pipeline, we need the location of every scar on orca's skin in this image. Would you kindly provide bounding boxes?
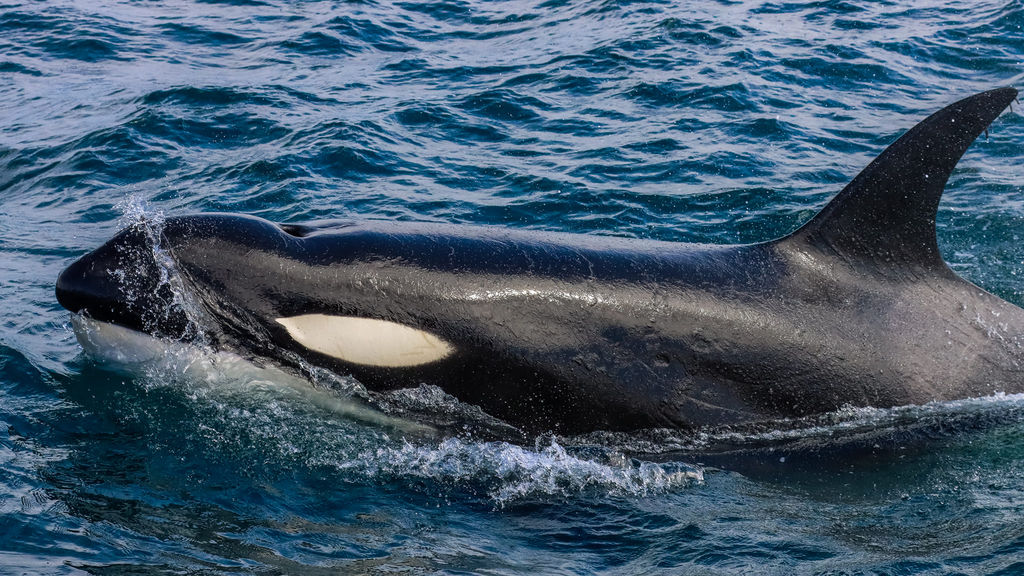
[57,88,1024,434]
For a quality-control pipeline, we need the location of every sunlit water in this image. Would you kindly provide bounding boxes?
[2,0,1024,573]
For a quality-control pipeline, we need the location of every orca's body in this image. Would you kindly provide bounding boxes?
[57,88,1024,434]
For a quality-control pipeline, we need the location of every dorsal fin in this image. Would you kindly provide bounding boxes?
[781,87,1017,272]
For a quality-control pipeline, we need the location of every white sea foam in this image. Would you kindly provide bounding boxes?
[333,436,703,506]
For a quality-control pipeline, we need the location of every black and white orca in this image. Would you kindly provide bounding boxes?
[57,88,1024,434]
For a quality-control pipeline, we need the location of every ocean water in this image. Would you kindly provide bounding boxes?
[2,0,1024,573]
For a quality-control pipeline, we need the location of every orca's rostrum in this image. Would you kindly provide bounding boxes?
[57,88,1024,434]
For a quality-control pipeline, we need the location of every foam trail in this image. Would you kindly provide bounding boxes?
[335,436,703,506]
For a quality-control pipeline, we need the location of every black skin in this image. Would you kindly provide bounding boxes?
[57,88,1024,435]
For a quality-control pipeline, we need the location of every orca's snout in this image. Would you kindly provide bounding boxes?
[56,225,192,338]
[55,253,102,314]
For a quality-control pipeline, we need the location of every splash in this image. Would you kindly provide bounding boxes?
[109,195,210,342]
[115,194,163,231]
[335,436,703,506]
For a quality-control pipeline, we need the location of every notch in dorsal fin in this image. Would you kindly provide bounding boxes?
[781,87,1017,272]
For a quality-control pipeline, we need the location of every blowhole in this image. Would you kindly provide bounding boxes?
[279,223,312,238]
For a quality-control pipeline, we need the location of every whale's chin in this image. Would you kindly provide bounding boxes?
[69,314,435,435]
[70,314,188,368]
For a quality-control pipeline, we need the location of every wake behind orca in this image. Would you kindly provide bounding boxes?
[56,88,1024,435]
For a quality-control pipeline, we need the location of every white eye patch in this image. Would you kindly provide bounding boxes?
[275,314,454,368]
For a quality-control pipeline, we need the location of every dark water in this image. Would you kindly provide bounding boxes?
[3,0,1024,573]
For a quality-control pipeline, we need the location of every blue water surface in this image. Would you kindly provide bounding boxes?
[2,0,1024,573]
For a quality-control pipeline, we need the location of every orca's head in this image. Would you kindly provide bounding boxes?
[56,221,197,339]
[56,214,303,343]
[57,213,462,376]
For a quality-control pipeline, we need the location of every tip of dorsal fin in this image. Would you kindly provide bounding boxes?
[781,87,1017,272]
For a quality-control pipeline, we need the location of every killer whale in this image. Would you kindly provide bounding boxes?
[56,87,1024,434]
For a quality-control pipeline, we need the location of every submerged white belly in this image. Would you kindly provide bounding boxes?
[70,315,432,434]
